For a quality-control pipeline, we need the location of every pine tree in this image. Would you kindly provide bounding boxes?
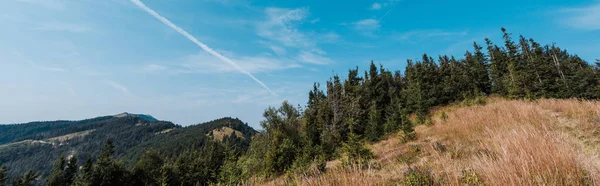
[133,150,164,186]
[502,28,525,98]
[486,38,508,95]
[12,170,37,186]
[366,101,382,141]
[73,157,93,186]
[47,155,67,186]
[341,129,373,166]
[92,140,129,186]
[470,42,492,95]
[65,157,78,185]
[0,165,8,186]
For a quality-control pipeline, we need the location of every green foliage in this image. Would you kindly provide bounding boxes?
[341,132,374,167]
[397,145,420,165]
[132,150,163,186]
[73,158,93,186]
[404,167,435,186]
[47,155,77,186]
[12,170,38,186]
[461,169,483,186]
[0,165,7,186]
[439,111,448,121]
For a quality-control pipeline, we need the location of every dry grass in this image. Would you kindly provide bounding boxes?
[249,98,600,186]
[207,127,245,141]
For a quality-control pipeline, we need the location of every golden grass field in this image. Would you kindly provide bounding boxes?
[251,98,600,185]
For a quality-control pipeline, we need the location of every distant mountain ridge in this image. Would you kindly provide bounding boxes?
[0,114,257,182]
[113,112,158,122]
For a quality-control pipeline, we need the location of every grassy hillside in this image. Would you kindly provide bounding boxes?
[254,98,600,185]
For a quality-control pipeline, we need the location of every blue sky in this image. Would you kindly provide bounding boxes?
[1,0,599,128]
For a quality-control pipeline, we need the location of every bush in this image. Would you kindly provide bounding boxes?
[397,145,420,166]
[461,169,483,186]
[398,131,417,143]
[404,166,434,186]
[439,111,448,121]
[341,133,374,167]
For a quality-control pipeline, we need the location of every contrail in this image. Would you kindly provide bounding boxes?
[378,2,397,22]
[130,0,278,96]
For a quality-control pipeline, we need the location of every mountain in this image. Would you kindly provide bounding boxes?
[0,114,256,181]
[113,112,158,122]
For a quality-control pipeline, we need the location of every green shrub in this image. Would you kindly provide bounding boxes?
[404,166,434,186]
[461,169,483,186]
[398,131,417,144]
[397,145,420,166]
[439,111,448,121]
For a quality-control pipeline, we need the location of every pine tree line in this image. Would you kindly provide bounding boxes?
[231,28,600,182]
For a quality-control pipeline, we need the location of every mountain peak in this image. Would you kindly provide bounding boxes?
[114,112,158,122]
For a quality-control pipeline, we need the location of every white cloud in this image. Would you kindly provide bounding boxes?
[296,50,333,65]
[258,7,312,47]
[107,81,130,95]
[34,23,91,33]
[310,18,320,24]
[354,19,380,31]
[560,3,600,30]
[15,0,65,10]
[40,66,68,72]
[370,3,382,10]
[142,64,167,72]
[352,19,381,36]
[393,29,468,41]
[178,52,301,74]
[256,7,334,65]
[269,46,287,56]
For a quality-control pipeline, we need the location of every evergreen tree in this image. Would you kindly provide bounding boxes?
[47,155,67,186]
[73,157,93,186]
[132,150,163,186]
[486,38,508,95]
[92,140,129,186]
[468,42,492,96]
[0,165,7,186]
[66,157,78,185]
[12,170,37,186]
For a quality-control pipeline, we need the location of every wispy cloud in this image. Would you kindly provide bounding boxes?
[178,52,301,74]
[15,0,65,10]
[370,3,382,10]
[130,0,277,96]
[59,82,77,96]
[268,45,287,56]
[559,3,600,30]
[11,51,69,72]
[258,7,312,47]
[107,81,130,95]
[34,23,91,33]
[393,29,468,41]
[296,50,333,65]
[351,19,380,36]
[257,7,334,65]
[142,64,167,72]
[39,66,68,72]
[354,19,380,30]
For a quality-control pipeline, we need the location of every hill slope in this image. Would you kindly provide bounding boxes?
[257,98,600,185]
[0,115,256,180]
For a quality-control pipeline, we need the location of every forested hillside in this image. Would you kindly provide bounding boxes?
[0,114,255,185]
[0,28,598,186]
